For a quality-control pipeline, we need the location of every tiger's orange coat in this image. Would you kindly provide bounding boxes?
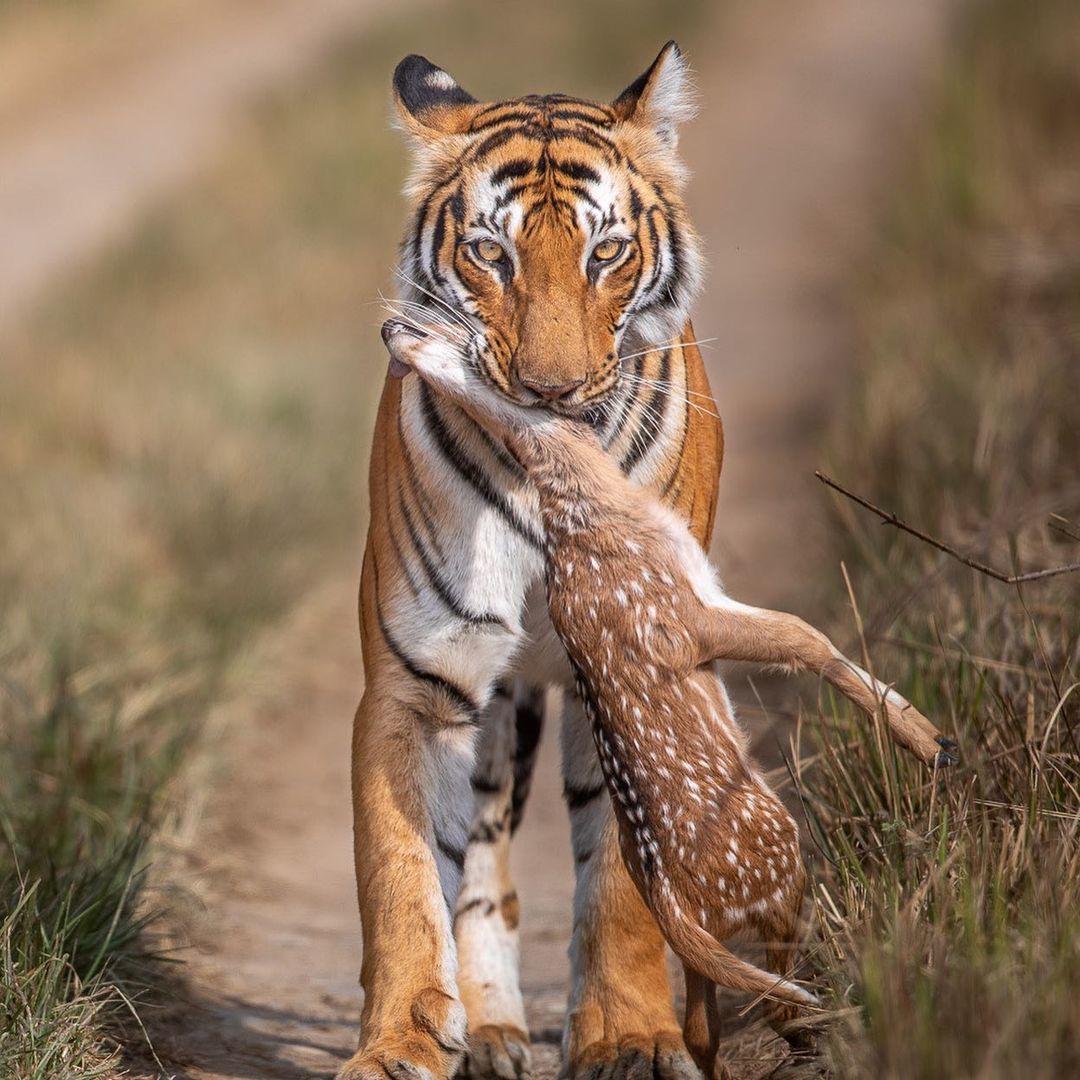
[344,44,724,1080]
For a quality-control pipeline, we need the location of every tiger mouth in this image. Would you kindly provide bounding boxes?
[381,318,426,379]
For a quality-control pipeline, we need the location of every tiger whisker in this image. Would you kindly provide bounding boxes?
[627,376,720,409]
[379,302,462,348]
[393,267,476,330]
[378,295,469,340]
[620,372,723,423]
[616,337,717,364]
[622,371,723,411]
[373,292,463,324]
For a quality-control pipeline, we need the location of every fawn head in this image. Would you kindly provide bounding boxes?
[382,318,554,443]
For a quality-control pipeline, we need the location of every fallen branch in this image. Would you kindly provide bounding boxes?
[815,471,1080,585]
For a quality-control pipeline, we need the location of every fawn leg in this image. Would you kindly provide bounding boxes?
[761,880,818,1058]
[682,968,719,1076]
[694,598,956,767]
[760,861,807,1035]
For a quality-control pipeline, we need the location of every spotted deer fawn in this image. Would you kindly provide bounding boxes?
[382,320,957,1075]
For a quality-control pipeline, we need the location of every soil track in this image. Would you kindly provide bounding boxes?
[0,0,404,336]
[124,2,954,1077]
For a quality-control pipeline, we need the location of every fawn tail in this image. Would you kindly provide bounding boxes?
[656,893,817,1010]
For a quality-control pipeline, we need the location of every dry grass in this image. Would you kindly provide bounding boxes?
[0,0,709,1072]
[793,1,1080,1075]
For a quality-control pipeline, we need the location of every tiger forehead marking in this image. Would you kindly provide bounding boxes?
[392,44,704,414]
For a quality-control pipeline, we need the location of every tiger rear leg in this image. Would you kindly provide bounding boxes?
[456,681,544,1079]
[560,697,700,1080]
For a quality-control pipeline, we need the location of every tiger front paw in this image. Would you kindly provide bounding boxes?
[338,989,467,1080]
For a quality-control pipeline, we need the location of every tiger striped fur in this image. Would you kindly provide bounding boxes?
[342,43,723,1080]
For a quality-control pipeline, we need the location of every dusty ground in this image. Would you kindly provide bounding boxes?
[146,4,957,1079]
[0,0,406,335]
[2,0,955,1076]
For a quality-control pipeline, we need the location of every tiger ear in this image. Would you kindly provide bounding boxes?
[393,54,481,138]
[611,41,696,147]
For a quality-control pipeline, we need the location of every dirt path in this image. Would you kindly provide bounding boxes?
[157,2,954,1078]
[0,0,408,337]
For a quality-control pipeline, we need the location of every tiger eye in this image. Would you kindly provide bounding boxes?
[592,238,626,263]
[474,238,506,263]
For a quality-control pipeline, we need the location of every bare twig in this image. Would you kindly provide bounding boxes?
[1049,513,1080,544]
[816,471,1080,584]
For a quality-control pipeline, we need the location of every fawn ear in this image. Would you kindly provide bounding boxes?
[611,41,696,148]
[393,54,481,139]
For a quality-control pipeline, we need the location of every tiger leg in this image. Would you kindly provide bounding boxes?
[560,696,700,1080]
[456,681,544,1079]
[338,678,475,1080]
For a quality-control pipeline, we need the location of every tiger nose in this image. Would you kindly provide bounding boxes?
[518,375,586,401]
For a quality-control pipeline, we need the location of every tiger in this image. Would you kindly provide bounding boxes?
[342,42,724,1080]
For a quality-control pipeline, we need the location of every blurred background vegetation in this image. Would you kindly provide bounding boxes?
[0,0,1077,1076]
[799,0,1080,1075]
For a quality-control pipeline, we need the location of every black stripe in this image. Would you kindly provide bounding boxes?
[606,358,645,446]
[380,457,424,601]
[555,125,623,165]
[514,695,544,762]
[469,110,542,133]
[620,348,670,473]
[549,108,614,127]
[419,383,543,550]
[459,409,525,476]
[556,182,603,214]
[398,414,447,562]
[429,196,452,288]
[660,374,692,498]
[398,493,505,628]
[638,207,665,303]
[491,158,534,184]
[469,807,510,844]
[436,835,466,869]
[563,780,605,810]
[492,180,533,214]
[455,897,496,921]
[511,688,545,832]
[375,591,480,725]
[555,159,601,183]
[468,125,537,164]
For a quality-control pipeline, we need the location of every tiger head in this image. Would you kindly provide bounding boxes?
[390,42,704,414]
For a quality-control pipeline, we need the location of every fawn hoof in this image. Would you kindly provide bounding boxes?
[935,735,959,767]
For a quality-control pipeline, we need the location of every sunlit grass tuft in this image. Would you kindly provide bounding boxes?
[796,0,1080,1074]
